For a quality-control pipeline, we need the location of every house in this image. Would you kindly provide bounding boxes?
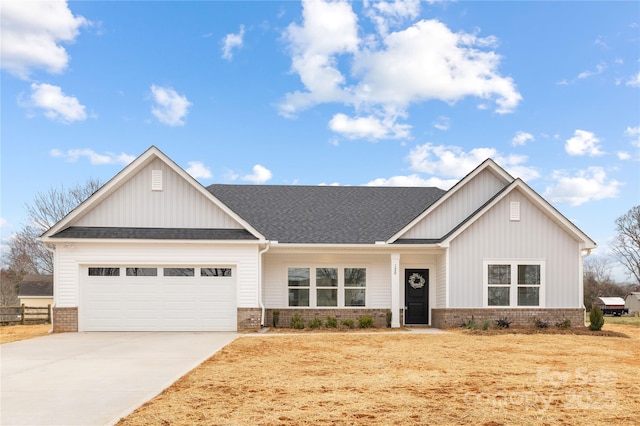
[18,275,53,308]
[40,146,596,332]
[594,297,628,316]
[624,292,640,316]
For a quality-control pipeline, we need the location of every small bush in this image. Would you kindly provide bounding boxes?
[272,310,280,328]
[291,313,305,329]
[589,306,605,331]
[555,318,571,329]
[308,318,323,329]
[325,316,338,328]
[342,319,355,329]
[386,310,392,328]
[495,317,512,328]
[533,318,549,329]
[461,317,478,329]
[482,319,491,330]
[358,315,374,328]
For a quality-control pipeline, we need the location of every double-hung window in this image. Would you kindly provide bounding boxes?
[485,261,544,307]
[287,266,366,307]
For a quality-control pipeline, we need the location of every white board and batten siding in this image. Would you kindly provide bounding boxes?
[75,158,242,229]
[402,169,507,240]
[447,190,581,308]
[55,242,260,331]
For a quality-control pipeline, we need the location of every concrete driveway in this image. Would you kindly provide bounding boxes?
[1,332,238,426]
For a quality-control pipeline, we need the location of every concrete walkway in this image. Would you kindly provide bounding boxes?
[1,332,238,426]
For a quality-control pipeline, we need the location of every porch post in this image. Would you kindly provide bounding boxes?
[391,253,401,328]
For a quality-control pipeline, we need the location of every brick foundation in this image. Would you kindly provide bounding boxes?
[265,308,396,329]
[237,308,262,332]
[52,307,78,332]
[431,308,586,329]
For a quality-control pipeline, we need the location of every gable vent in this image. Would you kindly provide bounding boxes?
[151,170,163,191]
[510,201,520,221]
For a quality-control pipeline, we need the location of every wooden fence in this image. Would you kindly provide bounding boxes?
[0,305,51,325]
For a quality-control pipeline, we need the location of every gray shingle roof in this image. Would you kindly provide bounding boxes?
[51,227,257,240]
[208,185,445,244]
[19,275,53,297]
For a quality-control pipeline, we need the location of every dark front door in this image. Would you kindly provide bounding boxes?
[405,269,429,324]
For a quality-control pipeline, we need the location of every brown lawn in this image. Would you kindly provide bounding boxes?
[117,323,640,426]
[0,324,51,344]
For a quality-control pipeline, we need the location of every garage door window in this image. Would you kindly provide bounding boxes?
[201,268,232,277]
[126,267,158,276]
[88,267,120,276]
[163,268,195,277]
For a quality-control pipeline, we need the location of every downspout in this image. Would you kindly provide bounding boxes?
[258,242,271,328]
[43,243,56,334]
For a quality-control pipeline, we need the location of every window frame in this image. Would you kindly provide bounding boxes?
[286,266,367,308]
[483,260,545,308]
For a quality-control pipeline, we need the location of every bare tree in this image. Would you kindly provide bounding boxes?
[6,179,102,274]
[0,269,21,306]
[583,255,621,309]
[610,205,640,286]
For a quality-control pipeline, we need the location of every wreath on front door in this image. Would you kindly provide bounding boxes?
[408,272,425,289]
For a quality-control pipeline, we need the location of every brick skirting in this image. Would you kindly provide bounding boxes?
[265,308,397,329]
[237,308,262,331]
[52,307,78,332]
[431,308,586,329]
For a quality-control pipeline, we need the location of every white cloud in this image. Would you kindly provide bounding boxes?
[0,217,8,228]
[150,85,191,126]
[625,126,640,147]
[565,130,604,156]
[366,174,457,189]
[26,83,87,123]
[50,148,135,165]
[545,167,621,206]
[512,131,534,146]
[407,143,539,181]
[433,116,450,131]
[617,152,631,160]
[221,24,245,60]
[0,0,88,78]
[242,165,272,184]
[626,72,640,88]
[279,0,521,139]
[577,62,607,80]
[186,161,212,179]
[328,113,410,140]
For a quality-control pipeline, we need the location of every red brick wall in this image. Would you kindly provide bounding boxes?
[265,308,396,328]
[431,308,586,329]
[237,308,262,331]
[52,307,78,332]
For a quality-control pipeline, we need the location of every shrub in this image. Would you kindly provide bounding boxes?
[482,319,491,330]
[386,310,392,328]
[495,317,512,329]
[308,318,323,329]
[342,319,355,329]
[589,306,605,331]
[461,317,478,329]
[555,318,571,329]
[533,318,549,329]
[325,316,338,328]
[358,315,374,328]
[290,313,305,329]
[272,310,280,328]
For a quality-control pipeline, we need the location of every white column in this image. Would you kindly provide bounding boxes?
[391,253,401,328]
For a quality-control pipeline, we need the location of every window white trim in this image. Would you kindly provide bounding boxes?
[483,260,545,308]
[286,265,367,308]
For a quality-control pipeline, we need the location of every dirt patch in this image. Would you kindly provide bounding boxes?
[116,323,639,425]
[0,324,51,344]
[457,326,630,338]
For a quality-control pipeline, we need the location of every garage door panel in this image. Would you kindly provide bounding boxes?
[82,266,237,331]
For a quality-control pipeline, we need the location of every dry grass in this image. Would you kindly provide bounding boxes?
[117,323,640,426]
[0,323,51,344]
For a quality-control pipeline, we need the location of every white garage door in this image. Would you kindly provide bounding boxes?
[81,266,236,331]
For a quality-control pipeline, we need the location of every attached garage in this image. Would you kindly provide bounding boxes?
[81,265,237,331]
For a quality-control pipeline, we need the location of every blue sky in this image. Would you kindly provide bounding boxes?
[1,1,639,280]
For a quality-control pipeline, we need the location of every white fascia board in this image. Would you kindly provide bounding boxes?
[40,146,265,241]
[441,179,597,248]
[387,158,514,243]
[42,238,265,246]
